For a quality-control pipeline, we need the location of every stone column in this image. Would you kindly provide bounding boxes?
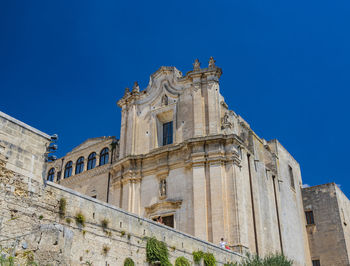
[206,78,220,135]
[192,161,208,241]
[121,179,132,212]
[208,160,226,244]
[192,75,205,137]
[119,107,127,159]
[125,104,136,156]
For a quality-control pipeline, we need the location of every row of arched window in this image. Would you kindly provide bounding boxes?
[47,147,109,181]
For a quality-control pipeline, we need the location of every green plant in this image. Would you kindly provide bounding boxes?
[192,251,204,264]
[224,263,237,266]
[124,257,135,266]
[146,237,171,266]
[65,217,72,224]
[38,215,43,220]
[120,230,125,236]
[171,246,176,251]
[175,256,190,266]
[239,253,292,266]
[75,212,85,227]
[101,218,109,230]
[203,253,215,266]
[82,230,86,236]
[102,245,110,255]
[127,233,131,240]
[59,198,67,218]
[0,256,15,266]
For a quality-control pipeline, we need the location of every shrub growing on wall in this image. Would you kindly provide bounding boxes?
[175,256,190,266]
[203,253,216,266]
[239,253,292,266]
[146,237,171,266]
[75,212,85,227]
[59,198,67,218]
[124,257,135,266]
[192,251,204,264]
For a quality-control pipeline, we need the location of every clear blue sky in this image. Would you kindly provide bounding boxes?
[1,1,349,196]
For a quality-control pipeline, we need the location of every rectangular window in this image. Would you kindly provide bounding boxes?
[153,215,174,228]
[162,121,173,145]
[305,211,315,225]
[289,165,295,189]
[312,259,320,266]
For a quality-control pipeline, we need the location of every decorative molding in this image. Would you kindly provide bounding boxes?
[145,200,182,217]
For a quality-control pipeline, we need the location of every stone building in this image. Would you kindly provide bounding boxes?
[47,136,118,201]
[0,111,51,180]
[302,183,350,266]
[5,59,350,265]
[46,59,313,265]
[0,111,244,265]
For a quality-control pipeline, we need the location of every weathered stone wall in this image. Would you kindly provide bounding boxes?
[335,185,350,262]
[0,111,51,181]
[0,159,243,265]
[302,183,350,265]
[274,140,311,266]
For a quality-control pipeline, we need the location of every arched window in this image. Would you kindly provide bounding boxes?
[64,161,73,178]
[47,168,55,182]
[75,157,84,174]
[87,152,96,170]
[99,148,109,166]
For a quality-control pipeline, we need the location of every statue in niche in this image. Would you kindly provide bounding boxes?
[193,59,200,71]
[162,94,168,106]
[132,81,140,93]
[159,179,167,197]
[221,112,233,130]
[208,56,216,68]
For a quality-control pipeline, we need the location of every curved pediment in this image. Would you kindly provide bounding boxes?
[144,199,182,216]
[117,66,186,108]
[137,67,185,106]
[69,136,114,155]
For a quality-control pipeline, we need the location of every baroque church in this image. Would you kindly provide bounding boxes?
[46,58,350,266]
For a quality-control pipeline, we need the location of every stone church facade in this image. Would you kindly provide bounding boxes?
[47,59,313,265]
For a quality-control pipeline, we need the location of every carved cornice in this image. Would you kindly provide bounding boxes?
[145,200,182,216]
[111,134,245,177]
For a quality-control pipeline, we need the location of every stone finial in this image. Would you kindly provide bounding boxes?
[193,59,201,71]
[124,87,130,97]
[132,81,140,93]
[208,56,216,68]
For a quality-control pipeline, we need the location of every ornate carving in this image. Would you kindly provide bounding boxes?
[159,179,167,198]
[162,94,168,106]
[208,56,216,68]
[132,81,140,93]
[221,112,233,129]
[145,200,182,216]
[193,59,200,71]
[124,87,130,97]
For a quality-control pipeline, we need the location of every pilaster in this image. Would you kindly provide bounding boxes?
[192,159,208,241]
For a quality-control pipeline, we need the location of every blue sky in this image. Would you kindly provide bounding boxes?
[1,1,349,196]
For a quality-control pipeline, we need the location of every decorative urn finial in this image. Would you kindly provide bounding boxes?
[124,87,130,97]
[193,59,201,71]
[208,56,216,68]
[132,81,140,93]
